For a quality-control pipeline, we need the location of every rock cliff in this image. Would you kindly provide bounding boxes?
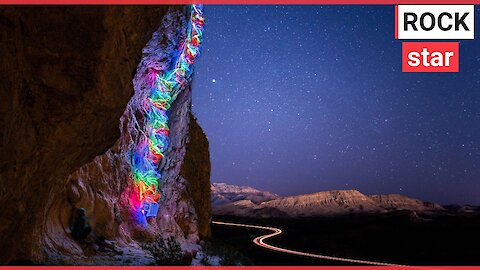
[0,6,210,265]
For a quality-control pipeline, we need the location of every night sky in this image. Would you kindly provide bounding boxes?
[192,5,480,205]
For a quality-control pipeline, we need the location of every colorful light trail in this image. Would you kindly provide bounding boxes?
[129,5,204,220]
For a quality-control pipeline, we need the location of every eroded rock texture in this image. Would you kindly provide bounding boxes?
[0,6,210,265]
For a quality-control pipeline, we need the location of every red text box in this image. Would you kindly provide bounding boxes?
[402,42,459,72]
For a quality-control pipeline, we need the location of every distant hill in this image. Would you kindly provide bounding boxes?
[260,190,385,217]
[443,204,480,213]
[211,183,447,218]
[211,182,279,206]
[370,194,444,212]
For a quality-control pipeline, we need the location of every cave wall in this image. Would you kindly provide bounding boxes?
[0,5,211,264]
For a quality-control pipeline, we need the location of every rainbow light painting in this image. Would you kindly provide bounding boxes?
[129,5,204,220]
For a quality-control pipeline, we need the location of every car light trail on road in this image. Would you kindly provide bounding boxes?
[213,220,422,267]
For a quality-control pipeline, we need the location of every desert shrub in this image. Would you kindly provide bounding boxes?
[145,235,186,265]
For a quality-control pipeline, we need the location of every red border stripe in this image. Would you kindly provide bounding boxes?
[394,5,398,39]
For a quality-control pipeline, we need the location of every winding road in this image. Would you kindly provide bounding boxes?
[212,220,405,266]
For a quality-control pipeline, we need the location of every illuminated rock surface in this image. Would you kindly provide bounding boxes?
[0,6,210,265]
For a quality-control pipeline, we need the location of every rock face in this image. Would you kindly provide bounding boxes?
[211,182,279,205]
[182,114,212,240]
[0,6,211,265]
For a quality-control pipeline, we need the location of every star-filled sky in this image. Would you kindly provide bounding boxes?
[192,5,480,205]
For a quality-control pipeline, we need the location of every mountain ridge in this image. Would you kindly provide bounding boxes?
[212,182,445,218]
[212,182,279,205]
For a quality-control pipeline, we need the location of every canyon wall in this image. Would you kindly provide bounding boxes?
[0,6,210,264]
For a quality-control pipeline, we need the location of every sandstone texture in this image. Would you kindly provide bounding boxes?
[0,6,210,265]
